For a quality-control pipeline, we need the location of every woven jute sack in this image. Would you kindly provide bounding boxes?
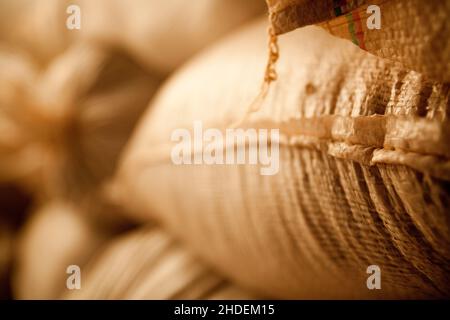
[267,0,450,82]
[77,0,265,75]
[64,227,254,299]
[13,201,105,299]
[0,44,158,200]
[12,198,130,299]
[113,17,450,299]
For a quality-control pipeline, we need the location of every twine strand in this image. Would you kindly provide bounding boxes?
[231,23,279,128]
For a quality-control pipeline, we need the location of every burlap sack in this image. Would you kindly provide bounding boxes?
[114,18,450,299]
[0,0,76,66]
[79,0,265,75]
[0,44,158,200]
[267,0,450,82]
[63,227,253,299]
[12,200,127,299]
[0,0,264,74]
[0,0,266,201]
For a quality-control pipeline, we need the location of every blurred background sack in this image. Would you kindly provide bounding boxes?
[63,227,254,300]
[13,201,108,299]
[0,0,265,200]
[12,198,140,299]
[0,44,159,200]
[0,0,265,74]
[79,0,265,75]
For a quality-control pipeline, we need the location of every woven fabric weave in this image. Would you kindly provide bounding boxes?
[267,0,368,34]
[114,19,450,299]
[267,0,450,82]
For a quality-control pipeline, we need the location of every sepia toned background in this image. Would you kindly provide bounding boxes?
[0,0,449,300]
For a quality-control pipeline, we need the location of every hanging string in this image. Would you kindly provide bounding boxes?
[231,22,279,128]
[263,25,280,88]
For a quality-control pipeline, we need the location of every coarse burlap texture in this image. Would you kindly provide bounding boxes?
[113,18,450,299]
[267,0,367,32]
[64,227,254,300]
[267,0,450,82]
